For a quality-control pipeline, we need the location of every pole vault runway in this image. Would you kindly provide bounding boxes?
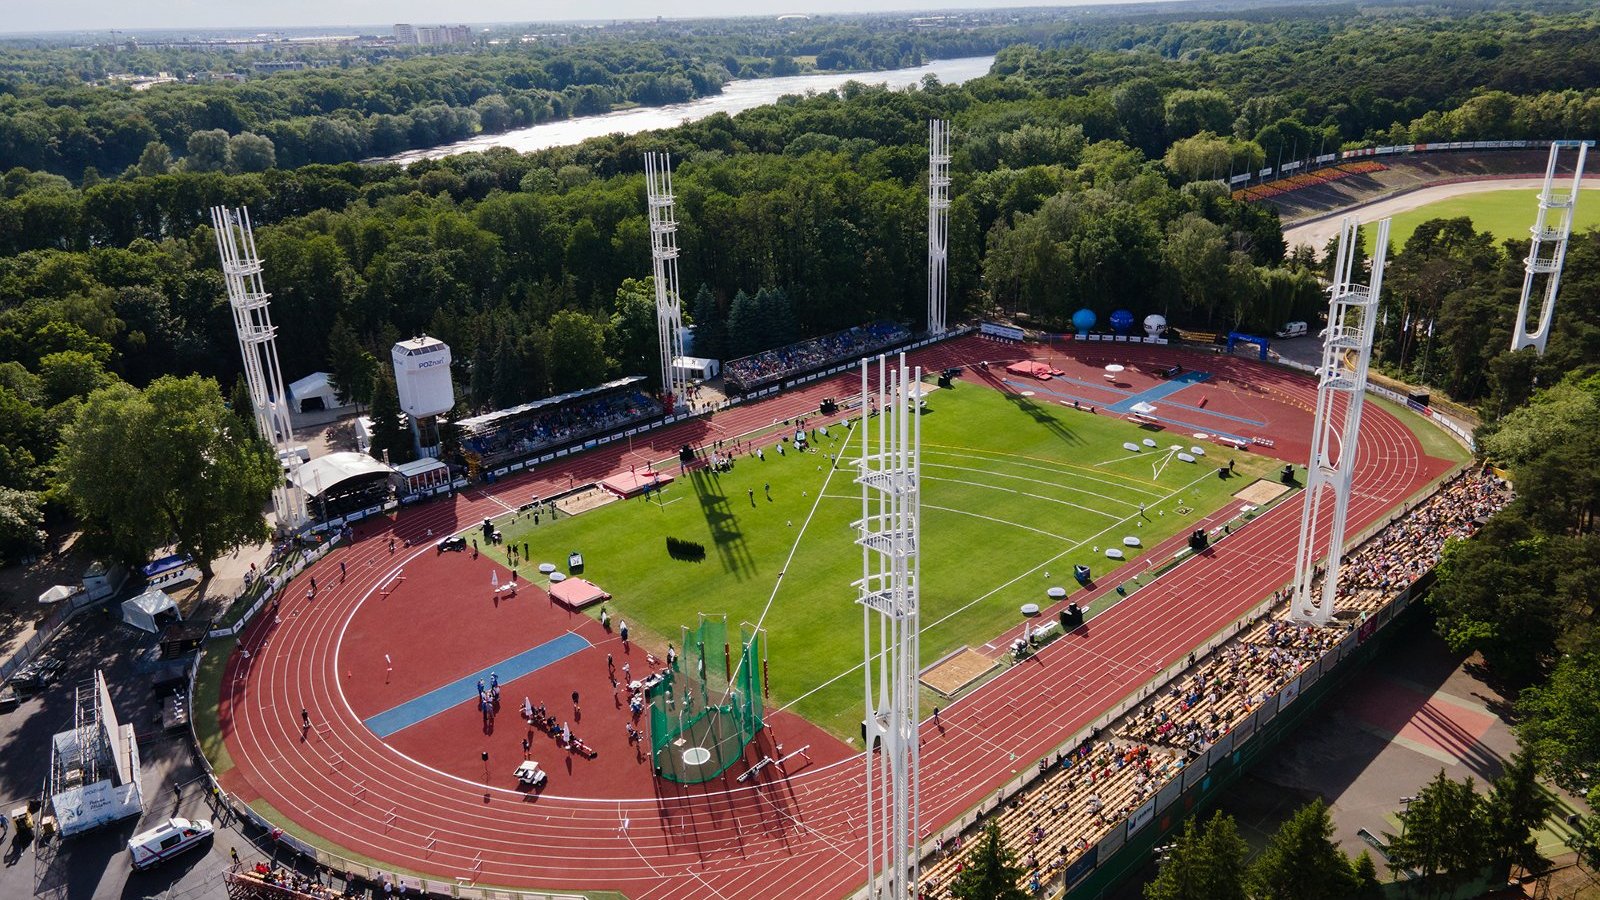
[219,335,1454,899]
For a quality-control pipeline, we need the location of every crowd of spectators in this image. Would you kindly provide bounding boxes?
[463,389,662,468]
[235,862,361,899]
[918,469,1512,899]
[724,321,910,393]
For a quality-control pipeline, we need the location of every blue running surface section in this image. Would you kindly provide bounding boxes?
[364,632,590,738]
[1108,371,1211,412]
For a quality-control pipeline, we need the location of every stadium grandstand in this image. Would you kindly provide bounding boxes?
[723,321,911,394]
[918,468,1511,898]
[458,377,664,471]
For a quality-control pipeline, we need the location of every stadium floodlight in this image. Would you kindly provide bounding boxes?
[856,353,921,900]
[1512,141,1589,354]
[1290,216,1389,627]
[927,119,951,336]
[644,151,688,405]
[211,205,306,531]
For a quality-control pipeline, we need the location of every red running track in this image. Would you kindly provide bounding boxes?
[219,336,1456,899]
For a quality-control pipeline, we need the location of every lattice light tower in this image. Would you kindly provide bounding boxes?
[856,353,922,900]
[1512,142,1589,354]
[212,205,306,531]
[1290,216,1390,626]
[645,151,687,404]
[927,119,951,335]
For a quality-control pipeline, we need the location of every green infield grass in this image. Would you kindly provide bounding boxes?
[1365,187,1600,256]
[496,380,1280,739]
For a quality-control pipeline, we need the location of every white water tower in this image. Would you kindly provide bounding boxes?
[391,335,454,458]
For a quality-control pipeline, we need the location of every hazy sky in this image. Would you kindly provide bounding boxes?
[7,0,1148,35]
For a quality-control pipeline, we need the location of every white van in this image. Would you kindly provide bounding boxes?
[128,817,214,870]
[1275,321,1308,339]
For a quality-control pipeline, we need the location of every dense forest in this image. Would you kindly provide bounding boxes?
[0,12,1021,178]
[4,4,1600,822]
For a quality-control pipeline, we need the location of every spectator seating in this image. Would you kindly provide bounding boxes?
[918,469,1511,899]
[724,322,910,393]
[462,389,662,469]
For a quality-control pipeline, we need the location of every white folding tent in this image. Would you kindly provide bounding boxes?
[121,588,180,634]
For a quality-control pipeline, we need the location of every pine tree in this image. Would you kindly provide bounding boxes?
[757,286,796,346]
[1145,811,1249,900]
[470,334,493,411]
[1351,851,1383,899]
[690,284,727,360]
[1484,748,1556,879]
[491,331,524,410]
[950,823,1030,900]
[326,316,376,409]
[1384,769,1488,895]
[368,366,414,464]
[726,289,763,358]
[1248,799,1359,900]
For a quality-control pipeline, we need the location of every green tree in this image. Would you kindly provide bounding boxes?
[950,823,1029,900]
[0,486,46,564]
[58,376,278,575]
[227,132,276,173]
[1517,650,1600,795]
[326,318,377,409]
[610,277,662,387]
[367,365,414,465]
[1483,748,1556,879]
[135,140,172,177]
[1113,77,1165,156]
[1145,811,1249,900]
[690,284,727,361]
[725,289,764,358]
[546,309,609,394]
[184,128,231,173]
[1248,799,1359,900]
[1351,851,1383,899]
[1384,770,1489,896]
[37,349,112,406]
[1164,89,1234,141]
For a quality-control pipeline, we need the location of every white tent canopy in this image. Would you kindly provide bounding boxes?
[288,371,342,413]
[39,584,81,604]
[672,355,720,381]
[289,451,397,498]
[122,588,180,633]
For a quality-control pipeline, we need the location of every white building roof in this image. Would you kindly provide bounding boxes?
[288,452,398,497]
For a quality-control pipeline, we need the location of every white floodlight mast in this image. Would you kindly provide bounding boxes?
[1512,142,1589,354]
[927,120,951,335]
[645,152,688,405]
[211,205,306,530]
[857,354,922,900]
[1289,216,1389,626]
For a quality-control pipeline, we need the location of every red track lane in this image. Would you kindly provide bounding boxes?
[220,337,1452,899]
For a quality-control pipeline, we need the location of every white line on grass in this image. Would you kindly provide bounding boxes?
[775,467,1219,716]
[716,420,859,706]
[923,442,1166,495]
[921,459,1144,511]
[921,474,1121,520]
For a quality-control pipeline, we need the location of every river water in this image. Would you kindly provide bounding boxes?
[370,55,995,164]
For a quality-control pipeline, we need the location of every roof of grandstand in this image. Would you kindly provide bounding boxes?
[456,376,647,433]
[289,451,398,498]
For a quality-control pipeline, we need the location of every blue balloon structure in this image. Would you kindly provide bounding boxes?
[1071,308,1097,336]
[1110,309,1134,334]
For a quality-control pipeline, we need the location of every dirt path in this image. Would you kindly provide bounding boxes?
[1282,175,1600,252]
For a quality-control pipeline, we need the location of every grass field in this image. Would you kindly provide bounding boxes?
[1364,187,1600,255]
[497,381,1279,738]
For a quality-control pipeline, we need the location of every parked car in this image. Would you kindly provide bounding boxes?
[437,535,467,553]
[1275,321,1308,339]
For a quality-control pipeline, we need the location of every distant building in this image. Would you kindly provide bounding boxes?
[394,23,470,46]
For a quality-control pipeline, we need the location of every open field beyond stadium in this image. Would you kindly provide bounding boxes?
[215,334,1461,899]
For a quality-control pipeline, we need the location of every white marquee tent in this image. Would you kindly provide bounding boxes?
[288,372,342,413]
[121,588,180,634]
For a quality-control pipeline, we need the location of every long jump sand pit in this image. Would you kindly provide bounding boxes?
[1234,479,1291,506]
[922,647,1001,697]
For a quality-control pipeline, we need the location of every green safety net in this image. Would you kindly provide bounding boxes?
[647,615,765,783]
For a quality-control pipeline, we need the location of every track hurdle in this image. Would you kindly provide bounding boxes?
[378,567,406,597]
